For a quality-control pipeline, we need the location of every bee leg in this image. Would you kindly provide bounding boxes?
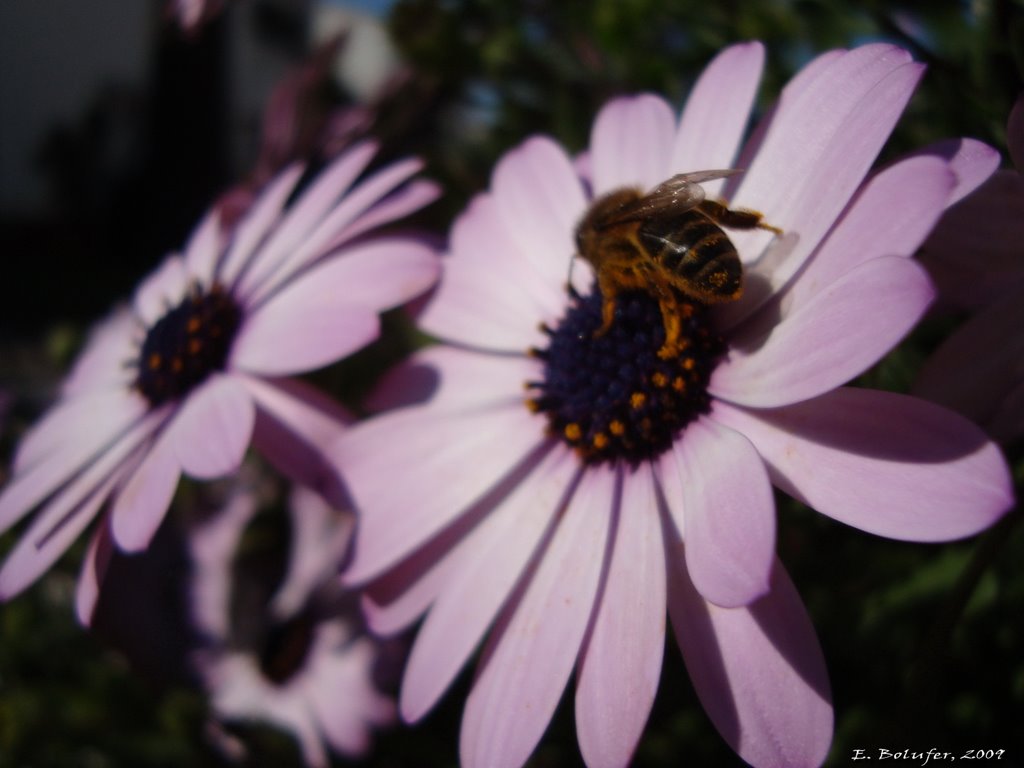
[658,308,683,359]
[700,200,782,235]
[644,274,684,359]
[593,275,619,338]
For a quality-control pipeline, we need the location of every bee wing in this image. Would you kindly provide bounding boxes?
[600,170,744,226]
[667,169,744,186]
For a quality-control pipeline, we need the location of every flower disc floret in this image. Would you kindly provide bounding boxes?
[135,284,242,407]
[529,288,724,466]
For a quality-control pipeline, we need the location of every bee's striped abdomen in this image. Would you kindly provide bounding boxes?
[638,211,742,301]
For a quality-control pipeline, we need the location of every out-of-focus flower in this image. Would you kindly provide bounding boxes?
[191,479,394,767]
[167,0,227,33]
[216,24,426,231]
[918,97,1024,312]
[915,95,1024,445]
[0,141,440,605]
[312,3,401,102]
[216,35,367,229]
[331,43,1013,768]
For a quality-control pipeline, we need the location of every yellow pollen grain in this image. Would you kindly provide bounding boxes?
[564,423,582,441]
[651,372,668,387]
[186,316,201,333]
[630,392,646,409]
[525,398,540,412]
[609,420,625,436]
[592,432,608,449]
[672,376,686,392]
[148,353,162,370]
[682,357,695,371]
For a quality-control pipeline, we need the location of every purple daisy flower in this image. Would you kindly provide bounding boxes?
[915,95,1024,444]
[191,478,394,767]
[0,140,440,601]
[330,43,1014,768]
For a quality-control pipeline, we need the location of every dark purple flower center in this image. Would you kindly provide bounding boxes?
[527,287,724,466]
[258,612,316,686]
[135,284,242,407]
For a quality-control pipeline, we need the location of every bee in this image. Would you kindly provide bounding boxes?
[574,170,781,358]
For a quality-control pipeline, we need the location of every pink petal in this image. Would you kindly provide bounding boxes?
[668,551,833,768]
[909,137,1001,206]
[337,403,546,584]
[590,94,677,193]
[2,388,150,532]
[133,255,188,327]
[110,426,182,552]
[660,417,774,608]
[490,137,590,298]
[271,484,353,619]
[308,635,395,755]
[243,375,350,503]
[914,285,1024,433]
[711,256,934,408]
[401,447,576,723]
[459,464,615,768]
[921,169,1024,277]
[260,238,438,317]
[75,521,115,625]
[671,42,765,198]
[575,463,666,768]
[168,374,254,479]
[244,155,425,304]
[218,164,305,286]
[360,531,467,636]
[330,179,440,244]
[184,205,224,288]
[419,140,583,352]
[300,156,426,254]
[0,461,128,600]
[189,489,257,638]
[729,49,846,185]
[13,387,145,478]
[0,406,162,597]
[419,195,565,351]
[712,390,1013,541]
[61,308,138,398]
[236,142,378,298]
[780,155,954,315]
[729,46,923,314]
[365,345,540,414]
[206,657,329,768]
[355,443,557,637]
[230,296,379,377]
